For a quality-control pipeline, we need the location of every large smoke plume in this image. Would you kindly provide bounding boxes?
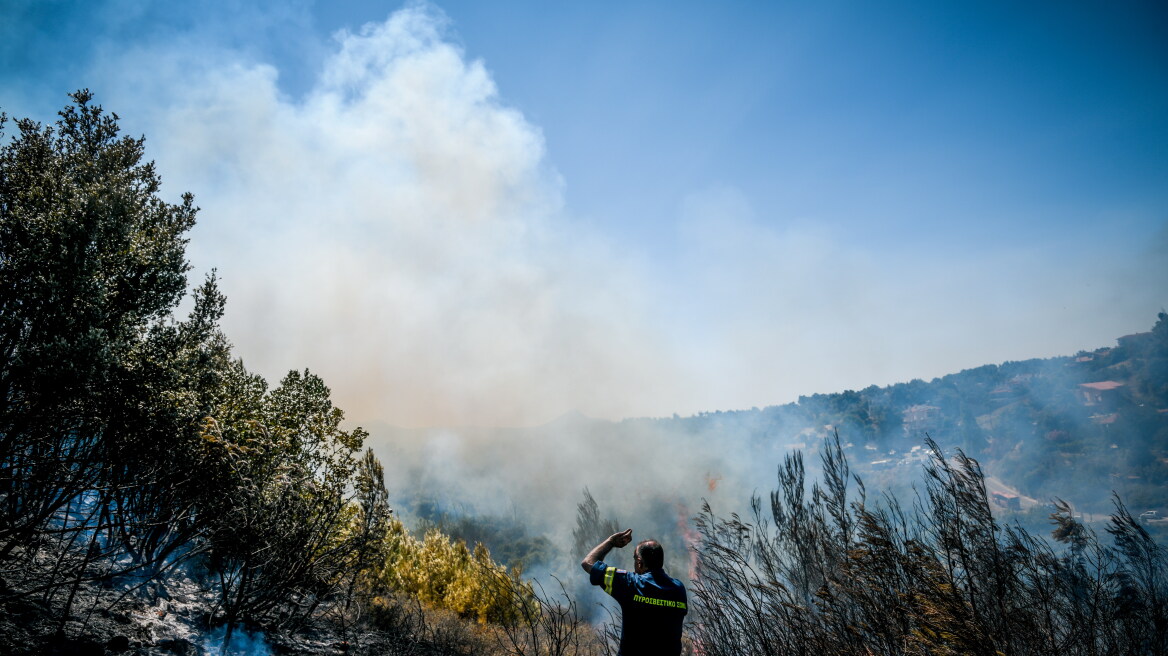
[52,1,1162,429]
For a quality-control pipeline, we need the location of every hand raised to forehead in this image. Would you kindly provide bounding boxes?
[610,529,633,548]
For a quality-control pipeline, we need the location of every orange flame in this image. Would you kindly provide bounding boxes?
[705,473,721,493]
[674,502,700,582]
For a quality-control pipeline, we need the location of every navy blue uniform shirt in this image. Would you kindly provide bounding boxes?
[589,561,687,656]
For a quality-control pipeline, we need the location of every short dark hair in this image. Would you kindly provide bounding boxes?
[636,540,664,570]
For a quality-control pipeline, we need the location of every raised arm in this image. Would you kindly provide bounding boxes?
[581,528,633,573]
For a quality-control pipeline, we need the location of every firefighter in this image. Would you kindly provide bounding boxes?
[581,529,688,655]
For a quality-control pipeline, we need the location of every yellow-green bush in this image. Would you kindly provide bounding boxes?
[377,519,536,625]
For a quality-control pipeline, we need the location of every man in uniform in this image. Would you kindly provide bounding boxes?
[581,529,687,655]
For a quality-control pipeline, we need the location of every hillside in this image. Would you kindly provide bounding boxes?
[641,312,1167,517]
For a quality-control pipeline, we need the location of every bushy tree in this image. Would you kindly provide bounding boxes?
[196,366,369,639]
[0,91,230,613]
[380,519,532,625]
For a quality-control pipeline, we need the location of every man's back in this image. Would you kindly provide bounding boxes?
[589,562,687,655]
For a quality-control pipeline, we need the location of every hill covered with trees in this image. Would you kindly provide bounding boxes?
[640,312,1168,518]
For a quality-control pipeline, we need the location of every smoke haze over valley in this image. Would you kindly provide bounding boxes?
[366,317,1168,589]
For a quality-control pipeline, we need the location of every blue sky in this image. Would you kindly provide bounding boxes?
[3,0,1166,427]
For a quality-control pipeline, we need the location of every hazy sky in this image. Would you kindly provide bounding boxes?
[4,0,1166,427]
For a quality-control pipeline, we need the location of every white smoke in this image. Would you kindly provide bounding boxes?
[202,624,273,656]
[76,2,1165,430]
[97,4,684,427]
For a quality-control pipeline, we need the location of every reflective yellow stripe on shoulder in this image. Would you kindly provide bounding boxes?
[603,566,617,595]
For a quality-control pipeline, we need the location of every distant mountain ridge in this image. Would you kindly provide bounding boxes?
[637,312,1168,515]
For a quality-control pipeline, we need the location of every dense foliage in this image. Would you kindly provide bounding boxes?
[0,90,229,619]
[692,436,1168,655]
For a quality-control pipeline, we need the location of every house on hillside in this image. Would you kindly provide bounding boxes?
[1078,381,1124,406]
[1117,332,1153,351]
[903,404,941,437]
[988,385,1015,404]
